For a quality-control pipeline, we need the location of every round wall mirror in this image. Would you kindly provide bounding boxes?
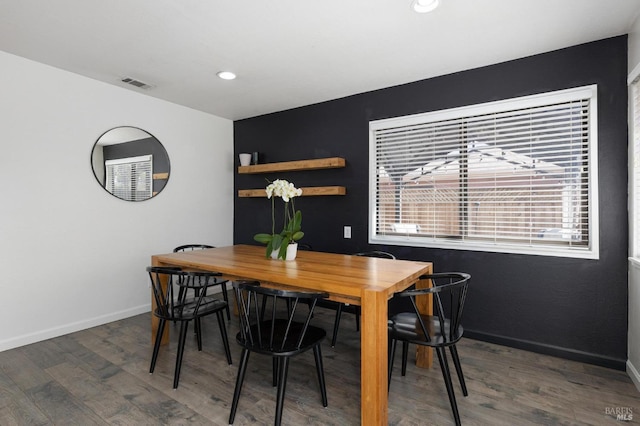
[91,126,170,201]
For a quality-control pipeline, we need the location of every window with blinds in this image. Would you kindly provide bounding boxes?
[632,80,640,259]
[105,155,153,202]
[369,85,598,258]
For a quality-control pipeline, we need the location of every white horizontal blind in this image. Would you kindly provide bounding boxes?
[105,155,152,201]
[370,85,597,258]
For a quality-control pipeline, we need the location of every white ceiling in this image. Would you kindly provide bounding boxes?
[1,0,639,121]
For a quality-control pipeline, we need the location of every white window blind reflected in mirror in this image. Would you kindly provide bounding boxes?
[105,155,152,201]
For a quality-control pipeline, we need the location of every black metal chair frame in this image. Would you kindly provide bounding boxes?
[173,244,231,320]
[388,272,471,426]
[229,281,329,426]
[148,266,232,389]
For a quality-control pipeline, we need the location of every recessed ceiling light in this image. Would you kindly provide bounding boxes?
[217,71,236,80]
[412,0,439,13]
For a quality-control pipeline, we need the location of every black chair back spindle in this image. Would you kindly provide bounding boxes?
[173,244,231,320]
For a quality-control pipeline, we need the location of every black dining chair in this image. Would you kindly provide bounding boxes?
[147,266,233,389]
[229,281,329,426]
[327,250,396,347]
[388,272,471,426]
[173,244,231,320]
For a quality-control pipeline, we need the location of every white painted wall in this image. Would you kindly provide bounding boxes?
[629,16,640,391]
[0,50,234,351]
[630,14,640,76]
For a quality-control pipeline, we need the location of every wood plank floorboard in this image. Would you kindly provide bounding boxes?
[0,304,638,425]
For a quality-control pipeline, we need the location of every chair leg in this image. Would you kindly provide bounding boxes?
[149,318,166,373]
[216,311,232,364]
[450,345,468,396]
[401,341,409,376]
[272,357,278,387]
[331,303,343,347]
[192,288,201,335]
[195,317,203,350]
[275,357,290,426]
[435,347,461,426]
[173,320,190,389]
[229,348,251,425]
[221,282,231,320]
[313,344,328,407]
[388,337,397,390]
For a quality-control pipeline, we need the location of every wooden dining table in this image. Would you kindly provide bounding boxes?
[151,244,433,425]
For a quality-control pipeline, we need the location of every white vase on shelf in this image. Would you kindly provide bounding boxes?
[239,153,252,166]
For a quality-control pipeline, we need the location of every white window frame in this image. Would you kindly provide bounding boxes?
[629,65,640,267]
[369,85,599,259]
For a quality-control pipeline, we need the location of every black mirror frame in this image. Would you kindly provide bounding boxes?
[90,126,171,202]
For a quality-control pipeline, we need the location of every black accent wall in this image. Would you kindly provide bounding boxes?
[234,36,629,369]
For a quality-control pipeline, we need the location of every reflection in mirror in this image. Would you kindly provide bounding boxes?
[91,126,170,201]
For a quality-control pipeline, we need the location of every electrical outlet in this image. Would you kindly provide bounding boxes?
[344,226,352,239]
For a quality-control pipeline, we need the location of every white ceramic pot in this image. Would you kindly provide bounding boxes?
[271,243,298,260]
[271,246,280,259]
[285,243,298,261]
[239,153,251,166]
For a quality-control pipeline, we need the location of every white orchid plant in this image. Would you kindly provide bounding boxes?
[253,179,304,259]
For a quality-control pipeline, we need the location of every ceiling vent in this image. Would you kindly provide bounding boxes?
[120,77,154,90]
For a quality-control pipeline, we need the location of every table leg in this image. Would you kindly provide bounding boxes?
[360,289,388,426]
[415,275,433,368]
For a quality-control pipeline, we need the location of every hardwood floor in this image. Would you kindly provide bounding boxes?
[1,305,638,425]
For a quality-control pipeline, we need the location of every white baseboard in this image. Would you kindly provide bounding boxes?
[0,304,151,352]
[628,359,640,392]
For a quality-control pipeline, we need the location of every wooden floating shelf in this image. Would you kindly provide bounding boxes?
[153,172,169,180]
[238,157,345,174]
[238,186,346,198]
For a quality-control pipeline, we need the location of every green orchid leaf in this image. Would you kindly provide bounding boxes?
[292,210,302,229]
[292,231,304,241]
[271,234,283,251]
[254,233,273,244]
[278,239,289,259]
